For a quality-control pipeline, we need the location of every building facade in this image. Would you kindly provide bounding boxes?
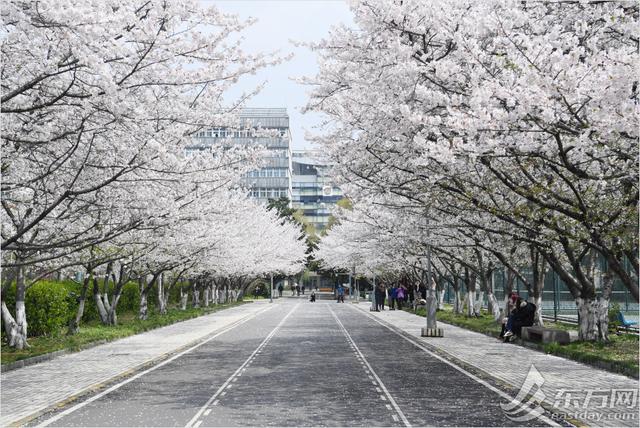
[291,150,343,232]
[190,108,293,204]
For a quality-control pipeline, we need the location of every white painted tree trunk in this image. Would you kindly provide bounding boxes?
[437,288,445,310]
[487,292,501,321]
[157,274,167,315]
[576,297,609,341]
[534,295,544,326]
[139,290,148,320]
[180,288,188,310]
[192,287,200,308]
[466,289,476,317]
[93,289,109,324]
[203,287,210,307]
[107,292,121,325]
[1,300,29,349]
[474,290,484,315]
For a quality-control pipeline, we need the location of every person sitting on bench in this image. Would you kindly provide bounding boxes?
[503,297,536,341]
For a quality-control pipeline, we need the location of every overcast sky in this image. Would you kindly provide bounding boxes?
[207,0,354,150]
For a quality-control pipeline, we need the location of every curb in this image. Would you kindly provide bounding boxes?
[4,302,269,428]
[1,303,248,374]
[405,308,639,380]
[1,340,108,374]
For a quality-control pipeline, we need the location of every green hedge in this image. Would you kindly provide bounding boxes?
[2,280,76,337]
[1,278,203,338]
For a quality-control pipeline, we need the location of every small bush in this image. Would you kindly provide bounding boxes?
[608,302,621,331]
[24,281,72,336]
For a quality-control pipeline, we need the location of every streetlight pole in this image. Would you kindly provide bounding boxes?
[421,215,443,337]
[354,265,359,303]
[270,273,273,303]
[370,272,377,311]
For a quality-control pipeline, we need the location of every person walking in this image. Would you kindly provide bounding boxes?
[388,285,397,310]
[277,283,283,297]
[396,285,405,310]
[375,284,385,311]
[296,284,301,296]
[336,284,345,303]
[301,284,306,295]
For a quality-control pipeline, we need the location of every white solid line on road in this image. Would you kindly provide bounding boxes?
[392,415,399,422]
[350,305,560,428]
[204,409,212,416]
[185,303,300,428]
[35,304,275,428]
[327,305,411,428]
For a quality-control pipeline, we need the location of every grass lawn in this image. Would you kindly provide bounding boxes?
[410,305,639,378]
[1,301,246,366]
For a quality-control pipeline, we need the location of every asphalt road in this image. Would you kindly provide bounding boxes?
[32,300,552,427]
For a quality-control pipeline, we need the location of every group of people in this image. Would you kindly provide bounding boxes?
[499,292,536,342]
[373,283,409,311]
[289,283,305,296]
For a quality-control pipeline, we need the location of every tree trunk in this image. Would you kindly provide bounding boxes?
[2,295,29,350]
[453,289,463,314]
[139,277,149,320]
[6,265,28,349]
[93,276,109,324]
[437,286,445,310]
[157,273,167,315]
[192,282,200,308]
[534,295,544,326]
[203,286,210,307]
[474,290,484,315]
[576,296,609,341]
[68,272,91,335]
[503,269,516,319]
[180,287,188,310]
[487,292,501,321]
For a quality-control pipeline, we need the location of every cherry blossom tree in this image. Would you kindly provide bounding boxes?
[306,0,638,341]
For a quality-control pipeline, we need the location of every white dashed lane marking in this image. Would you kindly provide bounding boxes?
[327,305,411,427]
[185,304,300,428]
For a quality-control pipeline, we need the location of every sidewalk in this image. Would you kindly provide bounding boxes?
[353,302,639,428]
[0,301,272,427]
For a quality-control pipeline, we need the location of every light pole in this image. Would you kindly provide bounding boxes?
[421,215,443,337]
[270,273,273,303]
[370,272,377,311]
[354,265,359,303]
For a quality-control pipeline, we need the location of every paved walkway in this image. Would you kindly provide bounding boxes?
[0,301,272,427]
[352,302,639,427]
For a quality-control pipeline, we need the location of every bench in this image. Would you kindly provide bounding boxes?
[521,326,575,345]
[617,312,638,332]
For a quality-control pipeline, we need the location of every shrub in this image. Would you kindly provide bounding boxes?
[24,280,72,336]
[608,302,621,332]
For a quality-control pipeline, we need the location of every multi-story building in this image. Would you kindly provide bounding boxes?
[190,108,292,204]
[291,150,343,233]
